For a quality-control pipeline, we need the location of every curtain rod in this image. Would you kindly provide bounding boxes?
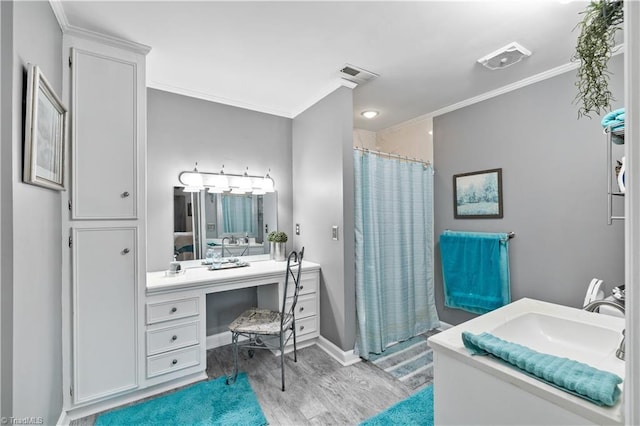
[353,146,431,166]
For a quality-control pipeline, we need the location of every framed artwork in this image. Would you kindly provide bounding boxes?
[453,168,503,219]
[23,64,67,191]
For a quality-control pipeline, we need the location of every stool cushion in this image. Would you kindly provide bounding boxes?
[229,308,293,335]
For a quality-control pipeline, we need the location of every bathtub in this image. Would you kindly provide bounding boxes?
[428,298,625,425]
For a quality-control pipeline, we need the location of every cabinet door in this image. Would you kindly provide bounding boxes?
[71,48,137,219]
[72,227,138,403]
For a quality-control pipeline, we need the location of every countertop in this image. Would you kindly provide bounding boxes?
[147,258,320,294]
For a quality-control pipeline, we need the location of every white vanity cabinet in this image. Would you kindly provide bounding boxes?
[61,31,149,414]
[144,295,206,385]
[70,45,140,220]
[71,228,138,403]
[283,271,320,343]
[145,260,321,386]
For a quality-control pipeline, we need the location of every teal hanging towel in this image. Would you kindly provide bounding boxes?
[440,230,510,314]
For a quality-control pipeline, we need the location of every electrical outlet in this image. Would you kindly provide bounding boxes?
[295,224,300,235]
[332,226,339,241]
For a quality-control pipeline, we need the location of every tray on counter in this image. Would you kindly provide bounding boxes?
[208,261,250,271]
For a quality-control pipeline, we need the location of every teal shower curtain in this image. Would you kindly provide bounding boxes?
[354,149,440,359]
[222,195,254,234]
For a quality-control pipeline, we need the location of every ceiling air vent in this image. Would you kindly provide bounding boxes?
[477,42,532,70]
[340,64,379,85]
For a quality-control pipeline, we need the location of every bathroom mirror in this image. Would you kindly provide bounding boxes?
[173,187,277,260]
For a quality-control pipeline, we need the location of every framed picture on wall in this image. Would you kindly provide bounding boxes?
[453,168,503,219]
[23,63,67,191]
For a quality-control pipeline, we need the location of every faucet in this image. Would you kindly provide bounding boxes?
[220,237,230,258]
[583,300,625,360]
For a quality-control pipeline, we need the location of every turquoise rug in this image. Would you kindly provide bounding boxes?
[360,385,433,426]
[95,373,267,426]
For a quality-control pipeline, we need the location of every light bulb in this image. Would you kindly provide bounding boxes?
[238,168,253,193]
[361,110,379,119]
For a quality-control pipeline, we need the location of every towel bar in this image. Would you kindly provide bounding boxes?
[444,230,515,240]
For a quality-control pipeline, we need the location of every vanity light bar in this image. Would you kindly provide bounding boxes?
[178,169,275,194]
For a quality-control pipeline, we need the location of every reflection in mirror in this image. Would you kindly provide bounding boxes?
[173,187,197,260]
[173,187,277,260]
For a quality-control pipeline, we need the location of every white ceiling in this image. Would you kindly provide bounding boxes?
[57,1,589,131]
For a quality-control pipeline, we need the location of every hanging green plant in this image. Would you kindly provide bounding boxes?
[572,0,624,118]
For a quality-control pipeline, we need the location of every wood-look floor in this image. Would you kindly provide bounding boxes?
[207,343,414,425]
[74,343,416,425]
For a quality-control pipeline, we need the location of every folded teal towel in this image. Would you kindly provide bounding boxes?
[440,231,510,314]
[462,331,623,407]
[601,108,625,130]
[602,108,625,144]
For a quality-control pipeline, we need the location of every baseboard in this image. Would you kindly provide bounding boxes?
[317,335,361,366]
[438,321,453,331]
[57,410,70,426]
[206,331,234,349]
[58,372,206,425]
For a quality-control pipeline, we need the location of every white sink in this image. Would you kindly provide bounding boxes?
[490,312,625,378]
[428,298,626,425]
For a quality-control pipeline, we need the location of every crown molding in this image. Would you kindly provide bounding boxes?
[340,79,358,89]
[379,44,625,132]
[48,0,151,55]
[48,0,69,31]
[147,80,294,118]
[290,80,350,118]
[427,43,625,119]
[64,26,151,55]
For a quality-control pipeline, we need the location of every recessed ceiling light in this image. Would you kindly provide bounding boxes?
[361,110,379,119]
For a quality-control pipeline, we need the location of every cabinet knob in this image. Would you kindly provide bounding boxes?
[171,335,178,341]
[172,359,178,365]
[170,307,177,313]
[300,325,305,331]
[300,285,304,290]
[121,191,130,198]
[299,306,304,312]
[122,248,130,254]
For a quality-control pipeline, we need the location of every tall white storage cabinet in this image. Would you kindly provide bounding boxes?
[61,31,149,411]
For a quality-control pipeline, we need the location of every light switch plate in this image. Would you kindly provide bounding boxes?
[332,226,339,240]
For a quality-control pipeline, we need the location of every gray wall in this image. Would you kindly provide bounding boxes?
[2,0,63,422]
[433,55,625,326]
[147,88,294,270]
[292,86,356,351]
[147,88,293,335]
[0,1,11,417]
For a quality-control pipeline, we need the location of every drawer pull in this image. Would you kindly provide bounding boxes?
[300,285,304,290]
[172,359,178,365]
[122,248,130,254]
[300,325,305,331]
[170,307,177,313]
[122,191,130,198]
[299,307,304,312]
[171,335,178,341]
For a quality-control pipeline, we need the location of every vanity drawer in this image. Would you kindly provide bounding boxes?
[147,297,199,324]
[147,320,200,356]
[286,273,318,298]
[295,316,317,337]
[286,294,317,319]
[147,345,201,378]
